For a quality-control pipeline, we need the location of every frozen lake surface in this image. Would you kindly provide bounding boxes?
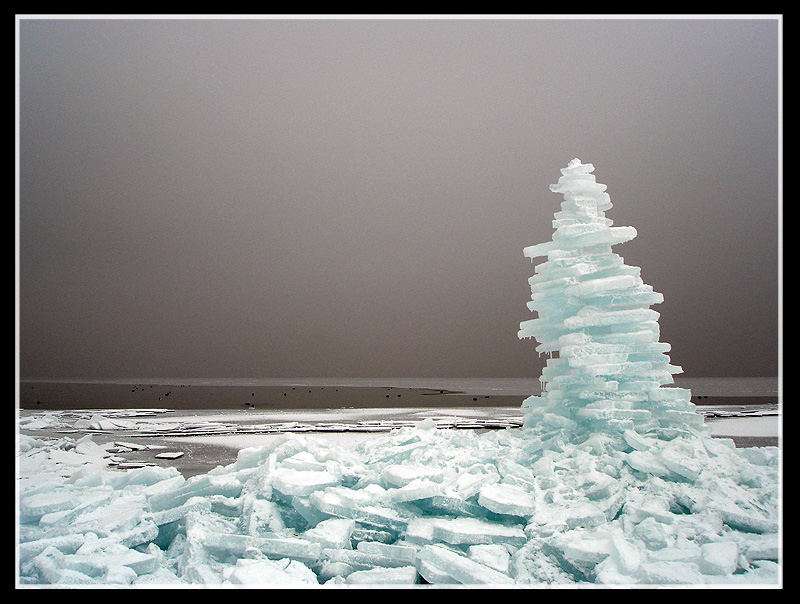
[19,404,778,478]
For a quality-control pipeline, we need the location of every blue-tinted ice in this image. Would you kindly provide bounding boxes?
[17,160,780,586]
[518,158,699,436]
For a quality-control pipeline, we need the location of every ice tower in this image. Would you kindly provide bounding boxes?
[518,159,706,437]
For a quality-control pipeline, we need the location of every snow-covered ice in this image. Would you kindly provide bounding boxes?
[16,160,780,587]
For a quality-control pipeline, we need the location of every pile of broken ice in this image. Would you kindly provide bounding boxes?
[17,160,779,586]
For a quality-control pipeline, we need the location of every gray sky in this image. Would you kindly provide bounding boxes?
[18,17,780,379]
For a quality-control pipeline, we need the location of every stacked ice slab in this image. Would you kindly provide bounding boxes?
[518,158,704,437]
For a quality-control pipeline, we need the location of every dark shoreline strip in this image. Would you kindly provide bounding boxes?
[19,380,777,411]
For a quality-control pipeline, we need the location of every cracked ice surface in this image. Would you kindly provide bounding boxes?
[17,161,780,586]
